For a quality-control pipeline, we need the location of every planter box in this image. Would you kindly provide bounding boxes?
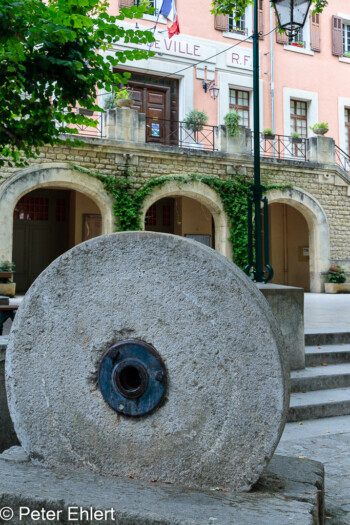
[0,283,16,297]
[0,272,12,280]
[313,128,328,136]
[116,99,134,108]
[291,137,303,144]
[77,108,94,117]
[325,283,350,294]
[263,134,275,140]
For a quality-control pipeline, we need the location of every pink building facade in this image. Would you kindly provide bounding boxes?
[111,0,350,153]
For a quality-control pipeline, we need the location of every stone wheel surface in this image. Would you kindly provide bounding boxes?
[6,232,288,491]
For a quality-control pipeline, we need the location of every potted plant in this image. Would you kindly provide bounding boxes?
[103,93,117,110]
[344,51,350,58]
[116,89,134,108]
[291,132,303,144]
[310,122,329,135]
[325,264,350,293]
[223,111,241,137]
[262,128,275,140]
[0,261,15,297]
[291,41,304,48]
[183,109,209,147]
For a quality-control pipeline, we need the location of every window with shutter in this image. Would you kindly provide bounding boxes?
[332,16,343,56]
[214,14,229,31]
[276,31,288,45]
[119,0,134,6]
[276,22,288,45]
[310,13,321,51]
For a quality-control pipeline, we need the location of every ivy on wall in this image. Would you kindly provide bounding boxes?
[71,164,290,269]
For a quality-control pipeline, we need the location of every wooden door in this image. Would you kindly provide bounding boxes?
[146,88,169,144]
[13,189,70,292]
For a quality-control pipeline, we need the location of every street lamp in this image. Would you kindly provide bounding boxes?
[244,0,311,282]
[272,0,312,36]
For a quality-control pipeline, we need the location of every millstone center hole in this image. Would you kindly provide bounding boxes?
[119,366,142,391]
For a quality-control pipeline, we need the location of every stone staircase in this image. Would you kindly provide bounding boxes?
[288,332,350,422]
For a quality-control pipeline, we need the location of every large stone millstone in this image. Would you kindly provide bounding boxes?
[6,232,289,491]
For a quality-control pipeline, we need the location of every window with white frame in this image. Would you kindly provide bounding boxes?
[288,27,304,47]
[228,11,248,35]
[290,100,308,137]
[345,109,350,155]
[135,0,162,17]
[343,23,350,54]
[229,89,249,127]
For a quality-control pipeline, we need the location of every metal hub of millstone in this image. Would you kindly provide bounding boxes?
[98,340,167,417]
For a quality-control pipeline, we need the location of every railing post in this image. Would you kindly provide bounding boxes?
[306,136,336,164]
[103,108,146,142]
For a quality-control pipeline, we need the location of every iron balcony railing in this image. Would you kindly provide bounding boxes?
[335,145,350,173]
[255,132,307,161]
[62,108,105,139]
[145,117,217,151]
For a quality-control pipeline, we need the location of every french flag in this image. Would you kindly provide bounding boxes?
[159,0,180,39]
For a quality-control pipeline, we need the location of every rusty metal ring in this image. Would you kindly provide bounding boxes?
[98,340,167,417]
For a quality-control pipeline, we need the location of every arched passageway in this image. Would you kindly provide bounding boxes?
[0,163,114,292]
[145,196,215,248]
[265,187,330,293]
[141,180,232,259]
[269,202,310,291]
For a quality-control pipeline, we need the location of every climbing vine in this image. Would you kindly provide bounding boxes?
[71,164,290,269]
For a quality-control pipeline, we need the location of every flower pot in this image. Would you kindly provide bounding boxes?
[291,137,303,144]
[0,283,16,297]
[313,128,328,135]
[263,134,275,140]
[291,42,304,48]
[325,283,350,294]
[116,99,134,108]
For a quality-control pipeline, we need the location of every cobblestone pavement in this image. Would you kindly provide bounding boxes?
[276,417,350,524]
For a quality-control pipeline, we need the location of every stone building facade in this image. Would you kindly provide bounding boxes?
[0,107,349,294]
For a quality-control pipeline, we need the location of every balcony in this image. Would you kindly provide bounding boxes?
[145,117,217,151]
[68,108,350,176]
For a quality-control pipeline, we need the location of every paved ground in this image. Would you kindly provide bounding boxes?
[304,292,350,333]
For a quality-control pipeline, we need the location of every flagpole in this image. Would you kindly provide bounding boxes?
[148,0,165,51]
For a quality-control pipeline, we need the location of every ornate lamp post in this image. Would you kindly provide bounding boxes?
[244,0,311,282]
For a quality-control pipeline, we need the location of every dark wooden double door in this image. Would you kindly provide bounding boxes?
[124,73,179,146]
[13,189,70,292]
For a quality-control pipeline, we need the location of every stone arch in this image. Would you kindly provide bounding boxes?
[0,163,114,260]
[265,187,330,293]
[141,179,232,259]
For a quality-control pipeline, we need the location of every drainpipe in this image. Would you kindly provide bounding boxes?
[270,5,275,134]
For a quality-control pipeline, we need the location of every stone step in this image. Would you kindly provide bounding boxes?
[291,363,350,392]
[305,331,350,346]
[288,387,350,422]
[305,344,350,366]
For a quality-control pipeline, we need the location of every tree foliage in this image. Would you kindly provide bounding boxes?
[211,0,327,20]
[0,0,154,166]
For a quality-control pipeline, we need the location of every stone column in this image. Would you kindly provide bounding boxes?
[306,136,335,165]
[103,108,146,143]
